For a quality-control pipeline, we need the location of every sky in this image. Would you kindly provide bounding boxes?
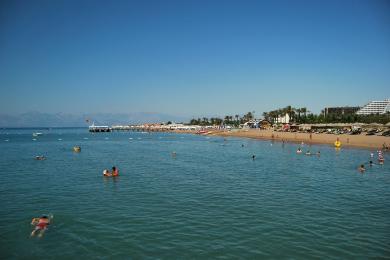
[0,0,389,118]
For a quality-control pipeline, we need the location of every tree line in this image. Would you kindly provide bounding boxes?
[263,106,390,124]
[189,112,255,126]
[188,106,390,126]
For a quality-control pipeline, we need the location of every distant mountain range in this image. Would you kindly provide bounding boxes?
[0,112,189,127]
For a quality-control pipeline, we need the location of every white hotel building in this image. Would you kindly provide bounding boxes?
[356,99,390,115]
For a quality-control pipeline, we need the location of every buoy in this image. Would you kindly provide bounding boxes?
[334,140,341,148]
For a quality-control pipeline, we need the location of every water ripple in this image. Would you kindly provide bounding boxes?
[0,129,389,258]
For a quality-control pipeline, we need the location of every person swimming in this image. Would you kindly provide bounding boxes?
[252,155,256,160]
[369,160,373,167]
[358,164,365,172]
[103,169,111,176]
[35,155,46,160]
[31,215,50,237]
[296,148,302,154]
[112,166,119,176]
[316,151,321,156]
[305,150,311,155]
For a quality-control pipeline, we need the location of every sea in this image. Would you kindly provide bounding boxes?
[0,128,389,259]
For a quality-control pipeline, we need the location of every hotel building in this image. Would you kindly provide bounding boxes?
[323,106,360,117]
[356,99,390,115]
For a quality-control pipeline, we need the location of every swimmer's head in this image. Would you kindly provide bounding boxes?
[41,215,48,219]
[112,166,116,171]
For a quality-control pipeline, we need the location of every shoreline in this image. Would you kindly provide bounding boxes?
[178,129,389,150]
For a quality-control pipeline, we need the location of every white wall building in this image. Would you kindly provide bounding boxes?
[275,113,290,124]
[243,119,260,128]
[356,99,390,115]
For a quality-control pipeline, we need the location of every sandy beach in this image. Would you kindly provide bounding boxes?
[204,129,389,150]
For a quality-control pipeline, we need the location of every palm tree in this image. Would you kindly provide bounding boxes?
[244,112,253,121]
[296,108,302,122]
[278,109,284,120]
[224,116,231,125]
[301,107,307,118]
[262,112,269,121]
[269,110,278,123]
[291,107,296,122]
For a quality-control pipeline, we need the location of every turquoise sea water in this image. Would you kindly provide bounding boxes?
[0,128,389,259]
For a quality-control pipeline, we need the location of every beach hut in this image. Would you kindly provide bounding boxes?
[259,120,272,129]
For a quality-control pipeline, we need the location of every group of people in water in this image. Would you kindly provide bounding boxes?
[103,166,119,177]
[30,138,387,239]
[32,146,121,237]
[296,147,321,156]
[359,150,386,172]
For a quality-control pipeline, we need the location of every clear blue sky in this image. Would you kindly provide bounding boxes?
[1,0,389,117]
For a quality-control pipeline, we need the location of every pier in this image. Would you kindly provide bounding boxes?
[88,125,111,132]
[89,123,203,133]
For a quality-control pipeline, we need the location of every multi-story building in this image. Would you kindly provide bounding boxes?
[356,99,390,115]
[323,106,360,117]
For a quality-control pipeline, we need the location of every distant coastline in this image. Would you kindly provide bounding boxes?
[1,126,88,129]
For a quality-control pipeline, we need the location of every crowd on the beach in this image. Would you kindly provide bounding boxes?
[274,126,390,137]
